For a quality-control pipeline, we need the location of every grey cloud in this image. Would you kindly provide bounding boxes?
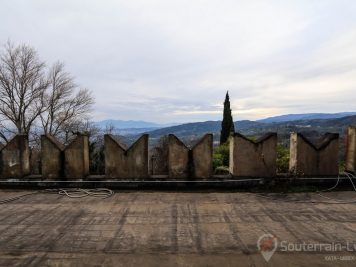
[1,0,356,122]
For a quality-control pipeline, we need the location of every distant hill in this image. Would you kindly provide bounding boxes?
[95,119,176,129]
[145,120,265,139]
[268,115,356,130]
[137,115,356,146]
[97,112,356,131]
[257,112,356,123]
[101,113,356,148]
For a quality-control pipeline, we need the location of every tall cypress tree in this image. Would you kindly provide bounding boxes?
[220,91,235,144]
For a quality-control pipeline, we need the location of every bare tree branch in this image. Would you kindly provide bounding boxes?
[0,41,48,142]
[0,42,94,145]
[40,62,94,143]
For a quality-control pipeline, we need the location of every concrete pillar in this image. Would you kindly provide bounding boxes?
[64,135,89,179]
[192,134,213,178]
[168,135,189,179]
[168,134,213,179]
[346,126,356,173]
[0,134,30,179]
[289,133,339,176]
[41,135,65,179]
[105,134,148,179]
[229,133,277,177]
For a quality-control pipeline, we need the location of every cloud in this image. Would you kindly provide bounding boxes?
[0,0,356,122]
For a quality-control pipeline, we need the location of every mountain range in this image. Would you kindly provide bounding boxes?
[257,112,356,123]
[95,119,176,129]
[142,115,355,144]
[96,112,356,146]
[96,112,356,130]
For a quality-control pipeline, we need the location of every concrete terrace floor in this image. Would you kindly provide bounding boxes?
[1,190,356,266]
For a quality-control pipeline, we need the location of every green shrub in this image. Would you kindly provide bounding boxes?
[214,166,230,175]
[213,143,229,170]
[276,143,289,173]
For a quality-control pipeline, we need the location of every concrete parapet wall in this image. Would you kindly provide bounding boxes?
[346,127,356,173]
[168,134,213,179]
[105,134,148,179]
[0,129,352,180]
[289,133,339,176]
[229,133,277,177]
[0,134,30,178]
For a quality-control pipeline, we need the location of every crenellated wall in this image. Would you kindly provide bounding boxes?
[0,128,354,180]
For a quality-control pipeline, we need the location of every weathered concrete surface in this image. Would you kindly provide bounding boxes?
[41,135,65,179]
[0,135,30,179]
[168,134,213,179]
[105,134,149,179]
[229,133,277,177]
[346,126,356,173]
[289,133,339,176]
[0,190,356,266]
[192,134,213,178]
[64,135,90,179]
[168,134,189,178]
[29,148,41,175]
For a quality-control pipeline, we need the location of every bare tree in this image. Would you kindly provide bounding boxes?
[0,42,94,146]
[0,42,48,142]
[104,122,116,134]
[40,62,94,143]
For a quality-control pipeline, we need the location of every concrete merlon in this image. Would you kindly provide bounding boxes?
[229,132,277,177]
[346,126,356,173]
[168,134,213,179]
[42,134,65,151]
[232,132,277,144]
[168,134,189,179]
[292,132,339,151]
[41,135,64,179]
[192,134,213,178]
[64,135,90,180]
[104,134,128,152]
[0,134,30,179]
[105,134,149,179]
[289,132,339,177]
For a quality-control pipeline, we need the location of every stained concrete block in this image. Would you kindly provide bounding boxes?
[105,134,148,179]
[168,134,213,179]
[289,133,339,177]
[168,135,189,179]
[229,133,277,177]
[0,135,30,178]
[64,135,89,180]
[346,126,356,173]
[192,134,213,178]
[41,135,65,179]
[30,148,41,175]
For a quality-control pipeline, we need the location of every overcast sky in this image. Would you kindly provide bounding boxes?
[1,0,356,123]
